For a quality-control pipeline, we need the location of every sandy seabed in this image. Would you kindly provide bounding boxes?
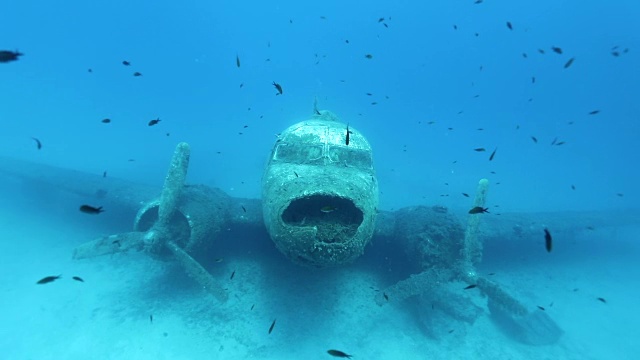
[0,203,638,360]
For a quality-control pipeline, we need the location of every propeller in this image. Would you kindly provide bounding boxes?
[73,142,227,302]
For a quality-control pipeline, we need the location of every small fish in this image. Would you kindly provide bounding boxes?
[31,137,42,150]
[551,46,563,54]
[544,228,552,252]
[597,297,607,304]
[345,124,351,145]
[538,49,546,54]
[462,193,470,197]
[364,54,373,59]
[588,110,600,115]
[563,57,575,69]
[473,148,486,152]
[537,305,546,311]
[250,304,255,310]
[103,171,107,178]
[272,81,283,95]
[122,60,131,66]
[230,270,236,280]
[327,349,353,358]
[236,54,240,68]
[378,17,384,23]
[88,68,93,73]
[468,207,489,214]
[133,71,142,76]
[383,292,389,301]
[72,276,84,282]
[448,329,455,334]
[551,137,558,145]
[101,118,111,124]
[464,284,477,290]
[150,314,153,323]
[474,0,483,3]
[293,171,299,178]
[531,136,538,143]
[36,275,61,284]
[489,148,497,161]
[320,205,337,213]
[616,193,624,197]
[268,319,276,334]
[214,258,224,263]
[0,50,23,63]
[531,76,536,84]
[571,185,576,190]
[80,205,104,214]
[506,21,513,30]
[241,205,246,213]
[148,117,161,126]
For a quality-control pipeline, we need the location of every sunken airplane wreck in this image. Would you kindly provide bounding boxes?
[9,109,626,345]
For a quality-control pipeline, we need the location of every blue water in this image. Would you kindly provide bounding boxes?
[1,1,639,359]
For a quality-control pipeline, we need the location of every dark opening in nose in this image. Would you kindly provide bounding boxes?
[282,194,363,243]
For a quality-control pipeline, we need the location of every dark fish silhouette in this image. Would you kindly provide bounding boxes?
[537,305,546,311]
[148,118,161,126]
[588,110,600,115]
[80,205,104,214]
[597,297,607,304]
[31,137,42,150]
[327,349,353,358]
[72,276,84,282]
[0,50,23,63]
[101,118,111,124]
[345,124,351,145]
[563,57,575,69]
[236,54,240,68]
[133,71,142,76]
[268,319,276,334]
[531,136,538,143]
[544,228,552,252]
[473,148,486,152]
[462,193,470,197]
[122,60,131,66]
[464,284,477,290]
[551,46,563,54]
[506,21,513,30]
[230,270,235,280]
[364,54,373,59]
[37,275,61,284]
[272,81,283,95]
[469,206,489,214]
[489,148,497,161]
